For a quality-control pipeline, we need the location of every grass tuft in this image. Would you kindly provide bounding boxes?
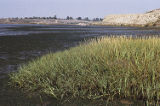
[9,36,160,101]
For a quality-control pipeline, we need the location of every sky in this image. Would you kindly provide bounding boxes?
[0,0,159,19]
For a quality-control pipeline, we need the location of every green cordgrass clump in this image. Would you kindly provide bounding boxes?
[10,36,160,101]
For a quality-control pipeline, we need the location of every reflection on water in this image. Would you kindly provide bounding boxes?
[0,24,160,105]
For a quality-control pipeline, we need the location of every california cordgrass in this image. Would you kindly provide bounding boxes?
[9,36,160,102]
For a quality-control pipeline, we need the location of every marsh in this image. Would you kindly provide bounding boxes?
[0,24,160,105]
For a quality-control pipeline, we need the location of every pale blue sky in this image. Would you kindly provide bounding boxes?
[0,0,159,18]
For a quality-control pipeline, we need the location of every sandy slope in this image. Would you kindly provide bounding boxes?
[103,9,160,27]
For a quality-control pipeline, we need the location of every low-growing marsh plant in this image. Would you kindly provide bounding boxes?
[9,36,160,102]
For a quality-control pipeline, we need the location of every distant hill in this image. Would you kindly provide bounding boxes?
[102,9,160,27]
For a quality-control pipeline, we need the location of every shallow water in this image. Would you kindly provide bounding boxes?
[0,24,160,106]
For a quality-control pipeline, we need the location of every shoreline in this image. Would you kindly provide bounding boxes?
[0,18,92,26]
[91,22,160,29]
[1,21,159,29]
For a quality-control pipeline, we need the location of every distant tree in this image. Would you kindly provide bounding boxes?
[49,17,54,19]
[48,17,52,19]
[53,15,57,19]
[36,17,41,19]
[47,17,51,19]
[77,17,82,20]
[69,16,73,20]
[33,16,38,19]
[66,16,73,20]
[93,18,101,21]
[42,17,46,19]
[84,17,89,21]
[100,18,103,21]
[66,16,70,20]
[96,18,100,21]
[93,18,103,21]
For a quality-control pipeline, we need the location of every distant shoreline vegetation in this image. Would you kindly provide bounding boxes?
[0,16,103,25]
[0,16,103,21]
[10,36,160,103]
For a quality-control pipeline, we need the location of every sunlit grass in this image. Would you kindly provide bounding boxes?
[9,36,160,102]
